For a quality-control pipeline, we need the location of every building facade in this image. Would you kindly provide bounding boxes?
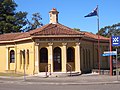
[0,8,109,75]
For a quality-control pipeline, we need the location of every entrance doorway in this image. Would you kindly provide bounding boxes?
[53,47,61,71]
[39,48,48,72]
[67,47,75,71]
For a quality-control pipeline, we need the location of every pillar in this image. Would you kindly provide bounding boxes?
[35,42,39,74]
[75,43,81,73]
[62,43,67,72]
[48,43,53,72]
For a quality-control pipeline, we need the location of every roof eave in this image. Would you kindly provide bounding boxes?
[0,37,32,44]
[83,36,109,42]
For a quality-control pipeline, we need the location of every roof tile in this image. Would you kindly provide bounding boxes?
[0,33,23,41]
[31,23,84,35]
[83,32,109,40]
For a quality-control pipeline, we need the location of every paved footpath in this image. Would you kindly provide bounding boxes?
[0,74,120,85]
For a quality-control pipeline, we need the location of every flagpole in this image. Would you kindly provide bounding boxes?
[84,5,101,74]
[97,5,101,75]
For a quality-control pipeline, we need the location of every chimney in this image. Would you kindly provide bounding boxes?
[49,8,59,24]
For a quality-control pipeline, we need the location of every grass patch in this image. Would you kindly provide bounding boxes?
[0,72,24,77]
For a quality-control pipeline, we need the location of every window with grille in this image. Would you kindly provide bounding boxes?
[40,48,48,63]
[10,50,15,63]
[67,47,75,62]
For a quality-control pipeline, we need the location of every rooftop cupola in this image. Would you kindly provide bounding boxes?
[49,8,59,24]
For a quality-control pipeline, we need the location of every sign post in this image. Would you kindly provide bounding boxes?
[111,36,120,81]
[116,48,118,81]
[102,50,118,80]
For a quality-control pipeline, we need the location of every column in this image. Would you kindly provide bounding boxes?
[48,43,53,72]
[35,42,39,74]
[62,43,67,72]
[6,47,9,70]
[75,43,81,73]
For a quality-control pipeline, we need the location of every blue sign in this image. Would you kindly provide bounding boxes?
[102,51,117,56]
[112,36,120,46]
[102,53,116,56]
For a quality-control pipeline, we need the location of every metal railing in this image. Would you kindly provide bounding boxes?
[45,64,51,77]
[66,63,72,76]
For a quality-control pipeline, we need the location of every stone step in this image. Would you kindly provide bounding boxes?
[36,72,81,78]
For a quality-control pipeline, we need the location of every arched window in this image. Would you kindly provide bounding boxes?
[88,50,91,68]
[83,49,85,68]
[85,49,87,68]
[40,48,48,63]
[10,50,15,63]
[53,47,61,62]
[53,47,61,71]
[20,50,22,67]
[26,49,29,64]
[86,49,89,68]
[67,47,75,62]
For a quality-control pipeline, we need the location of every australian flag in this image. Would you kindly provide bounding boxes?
[84,6,98,17]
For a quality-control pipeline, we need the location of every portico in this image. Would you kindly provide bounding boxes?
[35,39,82,73]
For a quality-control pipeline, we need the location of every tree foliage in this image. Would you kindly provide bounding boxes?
[97,23,120,37]
[98,23,120,54]
[26,13,43,31]
[0,0,27,34]
[73,28,80,31]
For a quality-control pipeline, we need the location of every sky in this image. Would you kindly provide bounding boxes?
[14,0,120,34]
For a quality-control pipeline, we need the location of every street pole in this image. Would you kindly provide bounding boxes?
[110,37,113,76]
[97,5,100,75]
[116,48,118,81]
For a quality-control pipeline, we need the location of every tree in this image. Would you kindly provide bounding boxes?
[0,0,27,34]
[26,13,43,31]
[97,23,120,38]
[73,28,80,31]
[98,23,120,55]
